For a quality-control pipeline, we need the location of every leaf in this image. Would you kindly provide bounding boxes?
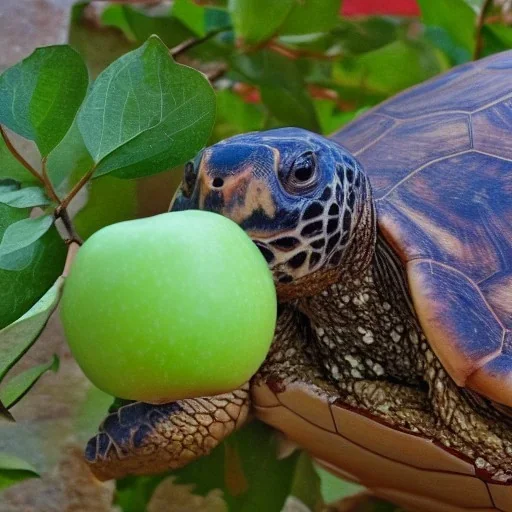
[418,0,476,63]
[116,421,321,512]
[0,277,63,381]
[212,89,264,142]
[229,0,294,44]
[0,214,54,266]
[232,50,320,131]
[46,120,94,195]
[332,40,449,97]
[173,0,206,36]
[279,0,340,36]
[77,35,216,179]
[0,46,88,156]
[73,175,138,240]
[0,453,39,491]
[482,24,512,57]
[316,465,364,504]
[288,452,322,511]
[102,5,196,49]
[0,186,50,208]
[0,355,59,409]
[0,205,65,328]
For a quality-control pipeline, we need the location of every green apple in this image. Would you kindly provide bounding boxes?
[60,210,277,402]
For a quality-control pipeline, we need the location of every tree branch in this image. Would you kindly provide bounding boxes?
[0,125,44,185]
[58,165,96,212]
[170,28,229,59]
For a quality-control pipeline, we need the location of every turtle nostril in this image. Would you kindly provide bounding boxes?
[212,177,224,189]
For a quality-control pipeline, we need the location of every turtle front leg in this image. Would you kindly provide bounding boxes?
[85,384,250,481]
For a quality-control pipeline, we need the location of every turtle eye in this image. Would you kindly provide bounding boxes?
[182,161,197,198]
[284,152,317,194]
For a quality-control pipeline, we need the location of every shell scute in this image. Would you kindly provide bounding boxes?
[334,50,512,405]
[473,98,512,159]
[335,113,395,156]
[353,113,472,199]
[407,260,505,389]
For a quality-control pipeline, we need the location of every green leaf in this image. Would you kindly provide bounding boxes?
[102,5,196,49]
[233,50,320,131]
[212,89,264,142]
[482,24,512,56]
[316,465,363,504]
[289,452,322,511]
[279,0,340,36]
[229,0,294,44]
[173,0,206,36]
[0,214,54,266]
[333,40,449,97]
[0,277,63,381]
[116,421,320,512]
[0,355,59,409]
[0,46,88,156]
[46,120,94,194]
[73,175,138,240]
[418,0,476,63]
[0,186,50,208]
[0,205,65,328]
[77,36,216,179]
[0,453,39,490]
[101,4,137,41]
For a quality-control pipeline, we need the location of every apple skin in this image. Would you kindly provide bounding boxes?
[60,210,277,402]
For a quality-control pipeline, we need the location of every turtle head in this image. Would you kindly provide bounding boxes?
[171,128,375,299]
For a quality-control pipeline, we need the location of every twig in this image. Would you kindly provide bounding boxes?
[0,125,44,185]
[474,0,494,60]
[57,208,83,246]
[58,165,96,212]
[170,28,229,59]
[266,41,341,61]
[63,241,80,277]
[206,64,228,83]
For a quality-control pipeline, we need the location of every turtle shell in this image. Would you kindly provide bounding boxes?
[332,50,512,407]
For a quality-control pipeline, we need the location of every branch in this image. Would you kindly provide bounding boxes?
[266,41,341,61]
[0,125,44,185]
[206,64,228,83]
[58,165,96,211]
[57,208,83,246]
[170,28,229,59]
[474,0,494,60]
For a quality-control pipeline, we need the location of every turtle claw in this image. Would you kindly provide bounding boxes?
[85,385,250,481]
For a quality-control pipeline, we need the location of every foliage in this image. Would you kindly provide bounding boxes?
[1,0,511,509]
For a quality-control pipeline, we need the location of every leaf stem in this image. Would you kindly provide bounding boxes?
[474,0,493,60]
[0,125,44,185]
[58,165,96,211]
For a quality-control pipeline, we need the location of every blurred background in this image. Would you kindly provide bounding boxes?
[0,1,511,510]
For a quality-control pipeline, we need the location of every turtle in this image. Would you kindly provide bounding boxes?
[84,50,512,512]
